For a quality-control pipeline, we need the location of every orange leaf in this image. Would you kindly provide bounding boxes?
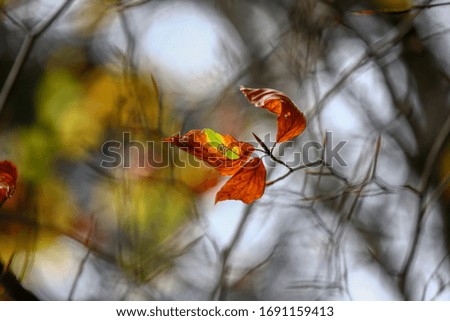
[0,160,18,205]
[240,86,307,143]
[215,157,266,204]
[351,9,378,15]
[164,129,255,176]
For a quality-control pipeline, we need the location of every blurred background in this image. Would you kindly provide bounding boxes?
[0,0,449,300]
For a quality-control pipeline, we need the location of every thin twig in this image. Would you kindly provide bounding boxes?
[419,114,450,192]
[414,2,450,10]
[210,202,256,300]
[121,0,153,9]
[151,75,164,136]
[0,213,115,264]
[265,160,323,186]
[0,0,75,115]
[399,114,450,298]
[68,217,96,301]
[421,251,450,300]
[229,245,278,292]
[303,134,335,241]
[309,7,423,120]
[331,136,383,248]
[118,7,136,77]
[0,7,28,30]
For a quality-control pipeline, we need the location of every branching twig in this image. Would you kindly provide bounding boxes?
[309,7,424,120]
[421,251,450,300]
[265,160,323,186]
[399,114,450,298]
[0,0,76,115]
[228,245,278,293]
[0,7,27,30]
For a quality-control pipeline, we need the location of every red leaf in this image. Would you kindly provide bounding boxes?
[215,157,266,204]
[0,160,18,205]
[240,86,307,143]
[164,129,255,176]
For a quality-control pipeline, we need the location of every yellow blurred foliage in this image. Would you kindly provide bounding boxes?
[35,178,78,232]
[71,0,117,37]
[95,175,194,282]
[0,0,15,9]
[4,43,218,283]
[17,126,58,183]
[170,150,219,193]
[0,178,79,271]
[35,60,165,161]
[83,69,160,131]
[36,67,105,159]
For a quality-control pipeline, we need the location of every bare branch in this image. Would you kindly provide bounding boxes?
[421,251,450,300]
[0,0,76,115]
[265,160,323,186]
[210,202,256,300]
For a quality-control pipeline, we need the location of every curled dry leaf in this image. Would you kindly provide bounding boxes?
[240,86,306,143]
[215,157,266,204]
[0,160,18,205]
[164,129,267,204]
[164,87,310,204]
[164,128,255,176]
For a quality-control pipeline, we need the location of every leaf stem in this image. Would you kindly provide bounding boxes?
[413,2,450,10]
[267,151,293,170]
[253,135,292,170]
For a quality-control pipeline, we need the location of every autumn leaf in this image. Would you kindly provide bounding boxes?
[351,8,410,15]
[240,86,307,143]
[164,87,309,204]
[164,128,255,176]
[351,9,381,15]
[352,0,413,14]
[215,157,266,204]
[0,160,18,205]
[164,129,268,204]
